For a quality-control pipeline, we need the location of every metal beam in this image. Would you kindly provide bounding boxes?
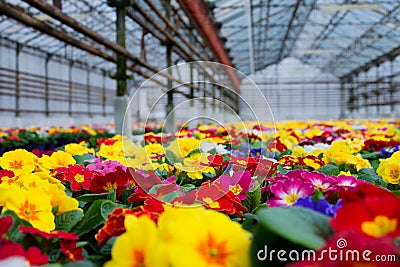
[177,0,241,92]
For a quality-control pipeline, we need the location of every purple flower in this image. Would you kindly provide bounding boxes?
[295,196,342,217]
[381,145,400,157]
[217,170,253,200]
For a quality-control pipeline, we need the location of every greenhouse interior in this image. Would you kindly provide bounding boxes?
[0,0,400,267]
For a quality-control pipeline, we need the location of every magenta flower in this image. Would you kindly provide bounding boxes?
[86,158,126,175]
[217,170,253,200]
[301,172,335,192]
[267,178,314,207]
[335,174,364,190]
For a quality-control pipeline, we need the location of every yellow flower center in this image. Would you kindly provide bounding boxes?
[74,174,85,183]
[203,197,220,208]
[229,184,243,195]
[285,192,298,204]
[9,160,23,170]
[361,215,397,238]
[237,160,247,165]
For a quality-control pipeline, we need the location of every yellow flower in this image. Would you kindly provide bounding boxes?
[323,140,353,165]
[377,152,400,184]
[361,215,398,238]
[43,183,80,215]
[159,207,251,267]
[174,152,215,180]
[346,154,372,171]
[0,149,36,175]
[105,215,167,267]
[39,151,76,170]
[3,187,55,232]
[168,137,201,158]
[145,143,165,156]
[65,142,94,156]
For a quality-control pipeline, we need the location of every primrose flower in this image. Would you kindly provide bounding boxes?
[174,152,215,180]
[64,142,94,156]
[323,140,353,165]
[3,187,55,232]
[267,178,314,207]
[0,149,36,175]
[346,154,372,171]
[217,170,253,200]
[295,196,342,217]
[90,167,128,196]
[330,183,400,238]
[39,151,76,170]
[158,207,251,267]
[168,137,201,158]
[377,151,400,184]
[105,215,167,267]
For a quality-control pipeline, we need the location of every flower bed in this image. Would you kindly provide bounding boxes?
[0,119,399,266]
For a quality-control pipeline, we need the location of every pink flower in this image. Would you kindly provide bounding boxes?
[217,170,253,200]
[86,158,126,175]
[267,178,314,207]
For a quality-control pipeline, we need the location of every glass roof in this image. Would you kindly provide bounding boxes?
[1,0,400,80]
[211,0,400,78]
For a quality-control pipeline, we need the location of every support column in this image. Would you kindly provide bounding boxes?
[68,61,73,117]
[45,54,51,117]
[108,0,132,135]
[339,78,345,118]
[165,0,174,132]
[15,43,20,117]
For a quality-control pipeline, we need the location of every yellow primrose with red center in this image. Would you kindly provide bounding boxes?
[39,151,76,170]
[174,152,215,180]
[346,154,372,171]
[65,142,94,156]
[0,149,36,175]
[377,151,400,184]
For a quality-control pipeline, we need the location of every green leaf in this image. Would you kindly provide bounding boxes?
[165,150,180,165]
[277,164,290,175]
[100,201,125,221]
[63,261,95,267]
[256,206,333,250]
[55,210,83,232]
[43,264,62,267]
[242,187,261,212]
[1,210,32,242]
[357,168,386,186]
[73,200,107,235]
[76,193,112,202]
[318,164,340,176]
[276,149,291,160]
[161,191,181,203]
[180,184,195,193]
[361,152,381,160]
[241,213,259,233]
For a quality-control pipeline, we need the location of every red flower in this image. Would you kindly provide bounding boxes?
[0,243,49,266]
[96,207,134,247]
[96,199,165,247]
[19,226,79,241]
[0,215,13,237]
[331,183,400,239]
[196,181,247,216]
[60,240,84,262]
[60,164,95,191]
[90,167,128,196]
[97,137,117,147]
